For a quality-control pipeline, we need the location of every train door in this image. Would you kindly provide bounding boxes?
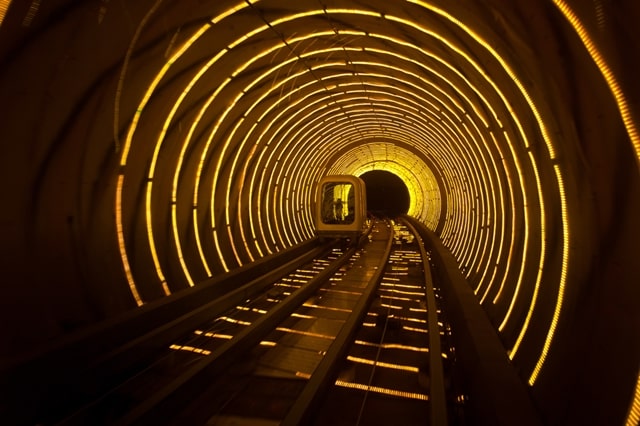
[320,181,355,225]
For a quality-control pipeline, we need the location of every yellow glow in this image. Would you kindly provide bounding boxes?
[115,174,143,306]
[119,23,211,166]
[625,371,640,426]
[302,303,353,313]
[0,1,13,27]
[116,24,211,299]
[250,89,336,248]
[365,46,486,128]
[366,32,496,126]
[492,131,524,305]
[167,49,228,280]
[402,325,428,334]
[213,225,229,273]
[235,65,338,250]
[340,141,440,224]
[355,340,428,352]
[396,5,562,381]
[227,24,269,49]
[335,380,428,401]
[219,316,251,326]
[553,0,639,168]
[209,20,516,256]
[275,327,335,340]
[346,355,419,372]
[236,138,259,263]
[479,131,508,304]
[171,204,194,287]
[528,164,569,385]
[169,344,211,356]
[236,306,267,314]
[145,181,170,296]
[211,2,251,24]
[509,151,547,357]
[194,330,233,339]
[172,75,231,274]
[112,6,572,391]
[193,208,212,276]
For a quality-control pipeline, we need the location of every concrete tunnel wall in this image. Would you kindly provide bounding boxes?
[0,1,638,424]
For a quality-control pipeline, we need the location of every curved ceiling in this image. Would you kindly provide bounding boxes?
[0,0,638,424]
[105,0,636,390]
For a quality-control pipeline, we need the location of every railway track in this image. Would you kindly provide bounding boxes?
[311,218,456,426]
[3,218,463,425]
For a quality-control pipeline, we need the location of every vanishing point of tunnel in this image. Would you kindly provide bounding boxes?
[361,170,410,217]
[0,1,638,425]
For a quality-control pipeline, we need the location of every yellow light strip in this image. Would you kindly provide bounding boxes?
[400,4,557,380]
[479,130,508,304]
[553,0,639,167]
[178,76,232,276]
[275,327,335,340]
[115,174,143,306]
[119,23,211,166]
[235,306,267,314]
[211,1,251,24]
[236,139,259,264]
[509,150,548,356]
[192,208,212,277]
[228,23,498,250]
[114,5,524,344]
[145,181,169,295]
[334,380,428,401]
[169,50,230,280]
[169,344,211,356]
[354,340,428,352]
[528,164,569,384]
[212,223,229,272]
[346,355,419,372]
[459,121,495,283]
[219,316,251,326]
[492,131,523,304]
[113,0,164,152]
[403,325,428,334]
[112,12,564,392]
[115,24,211,300]
[170,204,193,287]
[0,0,12,27]
[302,303,352,313]
[625,371,640,426]
[194,330,233,339]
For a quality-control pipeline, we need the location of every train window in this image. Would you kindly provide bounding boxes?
[321,182,355,224]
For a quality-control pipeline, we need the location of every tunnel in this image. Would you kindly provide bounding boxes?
[361,170,410,217]
[0,1,638,424]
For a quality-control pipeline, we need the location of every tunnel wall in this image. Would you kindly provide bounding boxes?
[0,1,638,424]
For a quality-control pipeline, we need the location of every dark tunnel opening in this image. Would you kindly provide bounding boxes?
[360,170,410,218]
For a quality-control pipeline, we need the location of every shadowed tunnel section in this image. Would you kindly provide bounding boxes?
[0,1,638,425]
[361,170,410,217]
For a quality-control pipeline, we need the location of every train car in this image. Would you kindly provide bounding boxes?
[314,174,368,241]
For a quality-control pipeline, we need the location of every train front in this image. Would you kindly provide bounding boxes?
[315,175,368,242]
